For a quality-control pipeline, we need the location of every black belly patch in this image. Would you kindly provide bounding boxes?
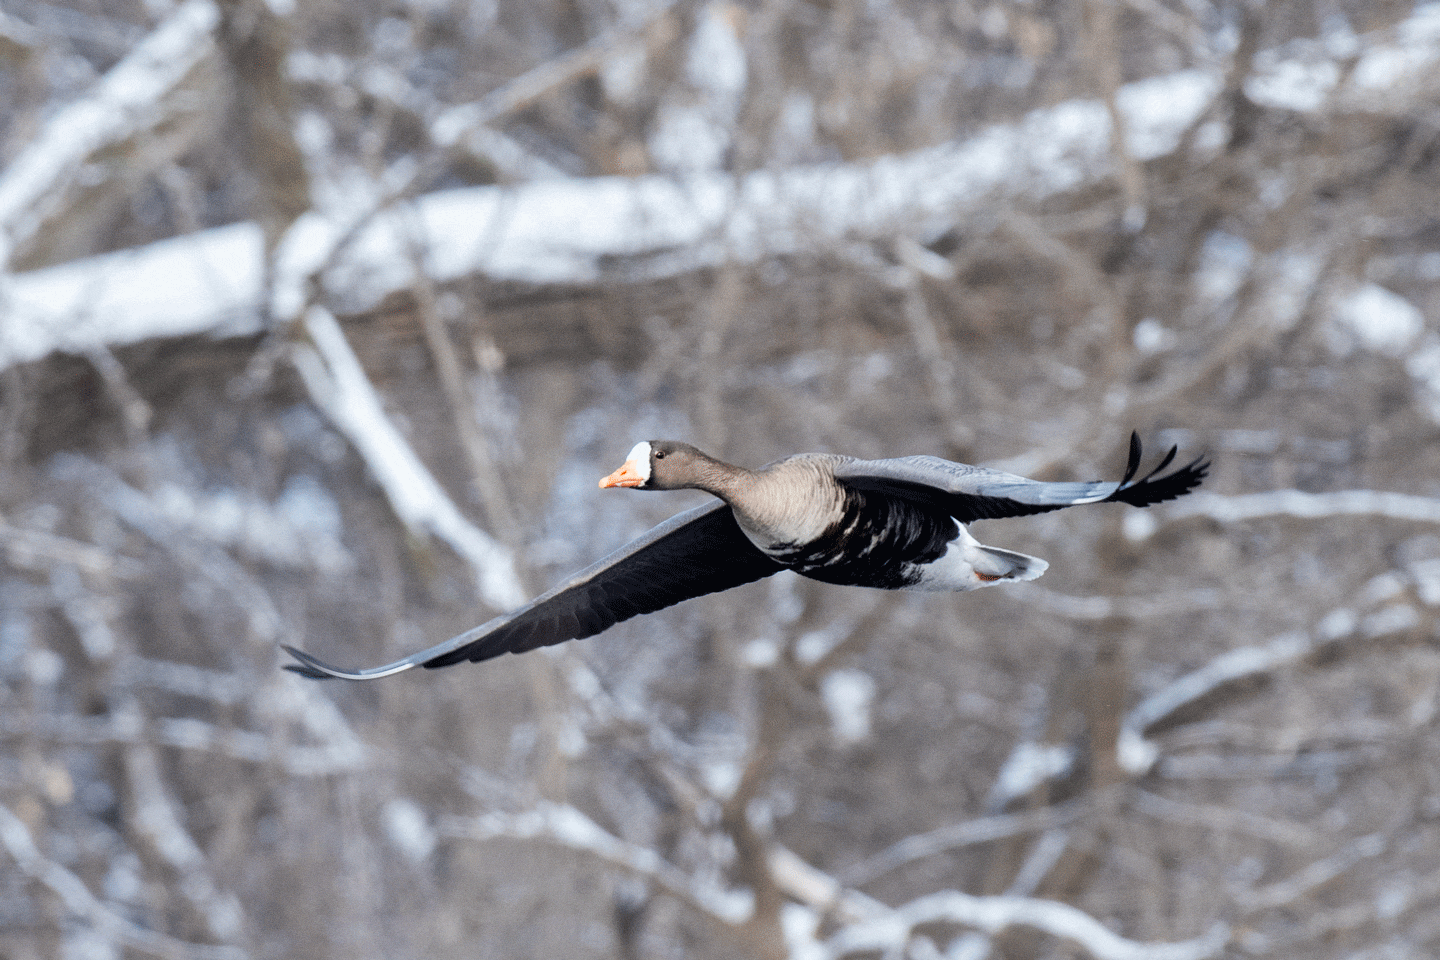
[772,490,956,589]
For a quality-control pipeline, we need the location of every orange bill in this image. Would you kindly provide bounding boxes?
[599,460,646,488]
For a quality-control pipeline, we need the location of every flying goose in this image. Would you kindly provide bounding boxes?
[285,433,1206,680]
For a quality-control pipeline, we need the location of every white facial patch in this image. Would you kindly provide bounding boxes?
[626,441,652,484]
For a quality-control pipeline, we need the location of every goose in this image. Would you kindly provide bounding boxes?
[285,433,1206,680]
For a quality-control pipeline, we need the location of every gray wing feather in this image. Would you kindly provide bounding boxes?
[836,456,1117,505]
[833,434,1206,523]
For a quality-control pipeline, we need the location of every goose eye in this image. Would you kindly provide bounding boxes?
[654,451,666,460]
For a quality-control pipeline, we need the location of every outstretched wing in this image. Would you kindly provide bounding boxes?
[285,502,784,680]
[833,432,1208,524]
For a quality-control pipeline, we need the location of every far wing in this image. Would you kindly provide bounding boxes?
[285,502,784,680]
[833,432,1208,524]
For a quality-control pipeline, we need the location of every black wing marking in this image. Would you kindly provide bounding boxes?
[284,502,785,680]
[832,432,1208,524]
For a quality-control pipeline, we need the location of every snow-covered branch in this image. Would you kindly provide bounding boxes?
[291,307,525,610]
[1162,489,1440,526]
[7,6,1440,372]
[0,519,143,577]
[124,742,245,940]
[440,794,1229,960]
[0,0,219,267]
[0,221,266,370]
[1118,584,1427,775]
[823,890,1228,960]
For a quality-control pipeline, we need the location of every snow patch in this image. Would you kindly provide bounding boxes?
[1406,335,1440,423]
[701,759,742,799]
[1408,559,1440,606]
[1119,70,1221,159]
[687,4,747,99]
[820,668,876,745]
[1194,232,1252,308]
[989,742,1074,805]
[1246,57,1340,112]
[384,798,437,862]
[1328,283,1423,357]
[1132,317,1177,355]
[781,903,825,960]
[740,636,780,668]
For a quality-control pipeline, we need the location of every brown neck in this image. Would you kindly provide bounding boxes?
[682,452,756,502]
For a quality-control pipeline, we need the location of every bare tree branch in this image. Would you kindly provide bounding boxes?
[439,801,755,925]
[0,801,248,960]
[0,0,218,268]
[12,4,1440,371]
[843,798,1091,886]
[291,306,525,610]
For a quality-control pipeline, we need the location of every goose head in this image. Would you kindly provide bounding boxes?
[599,441,724,492]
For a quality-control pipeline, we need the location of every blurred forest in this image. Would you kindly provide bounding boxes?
[3,0,1440,958]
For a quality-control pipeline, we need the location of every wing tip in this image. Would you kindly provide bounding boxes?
[281,645,345,680]
[1105,434,1209,507]
[281,644,417,681]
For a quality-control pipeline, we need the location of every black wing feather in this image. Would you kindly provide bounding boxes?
[1103,453,1208,507]
[284,502,784,680]
[1120,431,1143,486]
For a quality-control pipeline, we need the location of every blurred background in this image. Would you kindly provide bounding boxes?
[2,0,1440,958]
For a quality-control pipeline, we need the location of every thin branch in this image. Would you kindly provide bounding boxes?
[1131,789,1319,848]
[1119,594,1424,775]
[892,237,973,450]
[1239,832,1388,913]
[843,798,1091,886]
[431,4,684,149]
[1085,0,1147,226]
[438,801,754,925]
[0,709,368,776]
[0,802,247,960]
[401,207,523,545]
